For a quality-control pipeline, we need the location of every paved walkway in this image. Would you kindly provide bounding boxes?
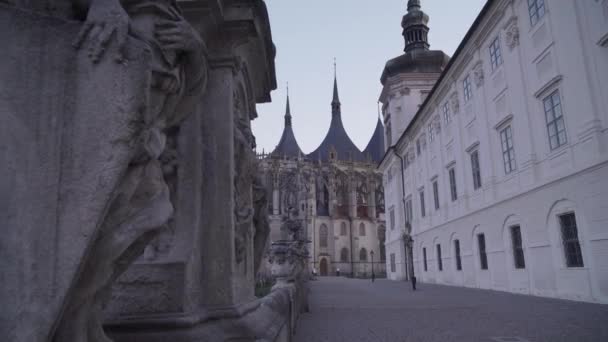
[294,277,608,342]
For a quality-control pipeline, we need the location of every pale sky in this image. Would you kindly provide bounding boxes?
[252,0,487,154]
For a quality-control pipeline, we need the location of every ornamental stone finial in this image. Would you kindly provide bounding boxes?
[407,0,421,11]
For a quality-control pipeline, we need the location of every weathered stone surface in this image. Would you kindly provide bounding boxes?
[0,5,149,341]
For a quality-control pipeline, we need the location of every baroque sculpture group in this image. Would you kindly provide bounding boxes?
[0,1,306,341]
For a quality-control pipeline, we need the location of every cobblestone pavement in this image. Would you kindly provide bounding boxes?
[294,277,608,342]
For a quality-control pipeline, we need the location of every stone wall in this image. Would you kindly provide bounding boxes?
[0,1,307,341]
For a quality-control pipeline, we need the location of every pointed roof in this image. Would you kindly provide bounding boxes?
[363,117,386,163]
[270,90,304,158]
[307,69,364,162]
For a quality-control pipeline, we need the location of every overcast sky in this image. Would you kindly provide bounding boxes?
[252,0,487,154]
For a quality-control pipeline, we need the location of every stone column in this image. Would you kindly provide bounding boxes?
[200,64,240,308]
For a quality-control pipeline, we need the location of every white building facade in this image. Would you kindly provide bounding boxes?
[380,0,608,303]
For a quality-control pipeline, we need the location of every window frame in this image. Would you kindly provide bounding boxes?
[340,247,349,262]
[478,233,488,270]
[390,253,396,273]
[359,223,366,237]
[432,179,440,210]
[443,102,451,125]
[470,150,482,190]
[528,0,546,27]
[319,224,329,248]
[448,167,458,202]
[454,239,462,271]
[510,225,526,269]
[419,189,426,218]
[359,248,368,262]
[543,90,567,150]
[500,125,517,174]
[559,212,584,268]
[489,36,503,71]
[463,75,473,102]
[389,206,395,230]
[405,197,413,224]
[428,123,435,142]
[423,247,428,271]
[436,244,443,271]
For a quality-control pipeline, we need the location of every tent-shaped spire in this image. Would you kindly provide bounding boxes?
[363,116,386,163]
[270,88,304,158]
[308,64,364,162]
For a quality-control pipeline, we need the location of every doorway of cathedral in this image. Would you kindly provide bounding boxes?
[320,258,328,276]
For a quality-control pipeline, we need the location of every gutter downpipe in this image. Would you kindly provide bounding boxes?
[392,149,410,282]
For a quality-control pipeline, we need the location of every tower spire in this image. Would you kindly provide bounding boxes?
[285,83,292,127]
[402,0,430,53]
[332,58,341,117]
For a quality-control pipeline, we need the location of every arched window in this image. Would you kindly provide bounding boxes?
[319,224,328,248]
[340,222,347,236]
[340,248,349,262]
[359,248,368,261]
[359,223,366,236]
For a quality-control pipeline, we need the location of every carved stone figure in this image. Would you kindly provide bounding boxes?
[252,170,271,274]
[473,61,485,88]
[48,1,208,341]
[504,17,520,51]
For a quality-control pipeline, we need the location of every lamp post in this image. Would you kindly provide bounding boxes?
[370,250,375,282]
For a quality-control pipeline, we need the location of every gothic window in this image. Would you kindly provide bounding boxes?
[389,207,396,230]
[528,0,545,27]
[416,138,422,156]
[500,125,517,174]
[319,224,329,248]
[543,90,567,150]
[470,150,482,190]
[357,180,370,218]
[405,198,413,224]
[316,176,330,216]
[559,213,584,267]
[423,247,428,271]
[454,239,462,271]
[359,223,366,236]
[478,234,488,270]
[359,248,368,261]
[489,36,503,71]
[375,184,385,217]
[449,167,458,202]
[511,225,526,269]
[436,244,443,271]
[378,226,386,261]
[340,222,347,236]
[390,253,396,273]
[428,123,435,142]
[340,247,349,262]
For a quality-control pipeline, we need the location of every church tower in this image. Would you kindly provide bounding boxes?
[379,0,449,148]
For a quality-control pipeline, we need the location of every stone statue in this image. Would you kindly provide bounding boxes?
[35,1,209,341]
[252,171,271,274]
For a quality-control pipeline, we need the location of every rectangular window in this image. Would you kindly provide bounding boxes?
[419,189,426,217]
[390,253,396,273]
[471,150,482,190]
[478,234,488,270]
[416,139,422,155]
[463,75,472,102]
[436,244,443,271]
[544,90,567,150]
[454,239,462,271]
[528,0,546,27]
[432,180,440,210]
[511,225,526,269]
[489,36,503,71]
[389,207,395,230]
[443,102,451,125]
[500,125,517,174]
[428,123,435,142]
[449,167,457,202]
[559,213,584,267]
[405,198,413,224]
[423,247,428,271]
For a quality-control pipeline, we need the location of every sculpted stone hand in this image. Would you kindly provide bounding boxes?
[73,0,130,63]
[155,19,203,53]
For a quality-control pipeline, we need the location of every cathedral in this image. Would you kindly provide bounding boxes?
[258,74,387,278]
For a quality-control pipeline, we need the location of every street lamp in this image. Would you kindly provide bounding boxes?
[370,250,375,282]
